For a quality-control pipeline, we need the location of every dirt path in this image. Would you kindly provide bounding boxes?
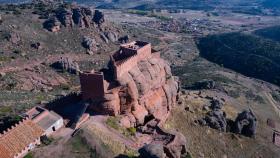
[84,115,139,149]
[32,128,74,158]
[263,92,280,119]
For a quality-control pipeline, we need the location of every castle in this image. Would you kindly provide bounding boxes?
[80,41,157,101]
[80,41,179,126]
[0,41,180,158]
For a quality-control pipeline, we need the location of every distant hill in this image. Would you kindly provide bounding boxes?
[262,0,280,9]
[197,32,280,86]
[254,26,280,42]
[65,0,261,11]
[2,0,277,12]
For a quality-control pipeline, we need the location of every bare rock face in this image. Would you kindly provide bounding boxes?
[199,99,227,132]
[72,7,93,28]
[100,31,118,43]
[44,5,105,31]
[233,109,257,137]
[118,35,130,44]
[93,10,105,25]
[56,7,73,27]
[43,17,61,32]
[82,36,98,54]
[138,119,187,158]
[102,56,179,125]
[139,144,166,158]
[51,57,80,74]
[204,109,227,132]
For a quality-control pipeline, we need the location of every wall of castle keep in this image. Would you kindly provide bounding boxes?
[112,42,152,79]
[80,72,106,100]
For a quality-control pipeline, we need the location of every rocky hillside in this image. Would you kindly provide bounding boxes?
[197,32,280,86]
[100,54,179,127]
[0,1,127,117]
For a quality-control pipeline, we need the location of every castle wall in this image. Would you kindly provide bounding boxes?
[114,54,139,79]
[136,43,152,60]
[16,138,41,158]
[80,72,106,100]
[112,43,152,79]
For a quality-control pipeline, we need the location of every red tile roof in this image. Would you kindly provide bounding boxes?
[0,118,44,158]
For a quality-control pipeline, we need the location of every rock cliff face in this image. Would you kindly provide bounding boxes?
[44,5,105,32]
[94,54,179,127]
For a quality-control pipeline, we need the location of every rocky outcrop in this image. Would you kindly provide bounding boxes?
[204,109,227,132]
[43,17,61,32]
[233,109,257,137]
[118,35,130,44]
[72,7,93,28]
[93,10,105,25]
[51,57,80,74]
[80,42,186,157]
[198,97,258,137]
[100,55,179,125]
[139,144,166,158]
[199,99,227,132]
[56,7,73,27]
[137,119,187,158]
[82,36,98,54]
[7,32,21,44]
[44,5,105,31]
[193,79,215,90]
[101,31,119,43]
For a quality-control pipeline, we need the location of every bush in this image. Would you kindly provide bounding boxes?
[24,153,33,158]
[127,127,137,136]
[41,135,53,145]
[106,116,120,130]
[197,32,280,86]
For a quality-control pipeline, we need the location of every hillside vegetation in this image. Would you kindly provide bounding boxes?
[262,0,280,9]
[197,32,280,86]
[254,26,280,42]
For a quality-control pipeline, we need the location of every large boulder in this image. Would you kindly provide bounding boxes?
[51,57,80,74]
[233,109,257,137]
[210,98,223,110]
[55,7,73,27]
[43,17,61,32]
[139,144,166,158]
[93,10,105,25]
[193,79,215,90]
[82,36,98,54]
[72,8,84,27]
[118,35,130,44]
[204,109,227,132]
[105,31,118,42]
[7,32,21,44]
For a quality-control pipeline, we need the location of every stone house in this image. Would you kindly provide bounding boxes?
[25,106,64,136]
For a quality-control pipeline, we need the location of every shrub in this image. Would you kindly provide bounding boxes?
[127,127,137,136]
[106,116,120,130]
[24,153,33,158]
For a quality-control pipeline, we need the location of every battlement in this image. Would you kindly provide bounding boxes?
[110,41,153,79]
[0,117,29,136]
[111,41,152,66]
[0,117,44,158]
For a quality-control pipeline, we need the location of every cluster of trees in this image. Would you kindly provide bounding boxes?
[197,32,280,86]
[254,26,280,42]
